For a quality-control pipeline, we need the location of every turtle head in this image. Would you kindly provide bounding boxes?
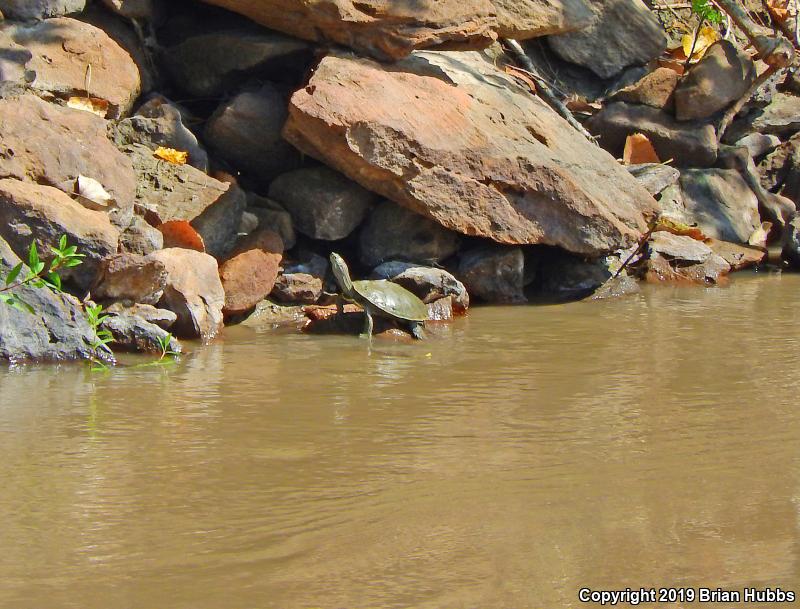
[329,252,354,296]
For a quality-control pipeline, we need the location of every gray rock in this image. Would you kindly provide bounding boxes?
[163,28,311,97]
[679,169,760,243]
[125,144,245,258]
[734,133,781,160]
[240,298,307,329]
[268,167,377,241]
[549,0,667,79]
[782,214,800,268]
[458,245,526,304]
[727,93,800,140]
[119,214,163,255]
[371,261,469,312]
[113,97,209,172]
[0,236,96,363]
[675,41,756,122]
[494,0,593,39]
[648,231,712,263]
[588,102,718,167]
[246,194,295,250]
[0,0,85,20]
[0,179,120,290]
[92,253,168,306]
[104,302,177,329]
[359,201,461,268]
[537,250,627,298]
[645,251,730,284]
[101,313,181,355]
[627,163,681,195]
[205,85,302,183]
[271,273,323,304]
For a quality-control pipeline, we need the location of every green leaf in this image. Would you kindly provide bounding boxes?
[45,272,62,291]
[5,263,23,286]
[64,258,83,268]
[59,234,67,250]
[0,293,35,314]
[27,241,40,271]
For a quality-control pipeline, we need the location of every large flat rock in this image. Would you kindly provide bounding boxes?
[198,0,498,60]
[494,0,592,39]
[285,51,657,256]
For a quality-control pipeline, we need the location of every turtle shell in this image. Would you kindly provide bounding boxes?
[352,280,428,321]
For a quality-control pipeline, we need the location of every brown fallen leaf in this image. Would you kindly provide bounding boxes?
[154,147,189,165]
[654,216,708,241]
[623,133,660,165]
[503,65,538,93]
[66,96,109,118]
[158,220,205,252]
[682,26,721,62]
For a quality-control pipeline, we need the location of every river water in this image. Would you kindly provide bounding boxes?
[1,272,800,608]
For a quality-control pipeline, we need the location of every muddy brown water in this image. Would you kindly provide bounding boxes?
[1,272,800,609]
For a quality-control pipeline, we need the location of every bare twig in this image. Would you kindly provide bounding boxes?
[502,38,598,145]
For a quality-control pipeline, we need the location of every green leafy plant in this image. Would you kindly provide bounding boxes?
[156,332,179,361]
[0,235,85,313]
[692,0,723,24]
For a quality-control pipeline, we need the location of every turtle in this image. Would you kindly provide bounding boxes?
[329,252,428,339]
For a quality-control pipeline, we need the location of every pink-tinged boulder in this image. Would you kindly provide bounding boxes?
[0,18,141,117]
[198,0,497,60]
[147,248,225,341]
[0,179,120,289]
[494,0,593,39]
[285,51,658,256]
[0,95,137,206]
[219,230,283,317]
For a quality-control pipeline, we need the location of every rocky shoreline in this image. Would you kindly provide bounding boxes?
[0,0,798,362]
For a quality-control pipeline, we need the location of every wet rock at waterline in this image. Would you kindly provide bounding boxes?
[271,273,323,305]
[0,237,97,362]
[205,85,302,183]
[0,18,141,117]
[197,0,497,60]
[458,245,526,304]
[92,253,168,306]
[645,251,731,285]
[537,250,633,299]
[371,262,469,313]
[648,231,713,263]
[104,302,177,330]
[268,167,377,241]
[548,0,667,79]
[706,239,765,271]
[220,230,283,317]
[0,179,120,290]
[124,144,245,258]
[285,51,657,256]
[674,41,756,122]
[101,312,181,355]
[782,215,800,269]
[148,248,225,341]
[359,201,460,268]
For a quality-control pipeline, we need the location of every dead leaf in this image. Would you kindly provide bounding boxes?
[623,133,660,165]
[154,147,189,165]
[682,26,721,62]
[654,217,708,241]
[66,96,109,118]
[504,65,538,93]
[748,221,772,248]
[565,96,602,114]
[158,220,205,252]
[74,175,113,210]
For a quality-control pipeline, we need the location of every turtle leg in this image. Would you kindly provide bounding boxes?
[359,307,374,339]
[410,322,426,340]
[336,294,344,316]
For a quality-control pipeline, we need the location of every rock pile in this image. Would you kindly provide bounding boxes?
[0,0,798,360]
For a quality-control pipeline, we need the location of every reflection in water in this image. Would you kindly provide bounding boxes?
[1,273,800,608]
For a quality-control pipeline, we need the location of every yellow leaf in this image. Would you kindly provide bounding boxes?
[682,26,721,62]
[66,96,109,117]
[154,147,188,165]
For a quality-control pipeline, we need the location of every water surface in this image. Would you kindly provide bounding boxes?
[1,273,800,608]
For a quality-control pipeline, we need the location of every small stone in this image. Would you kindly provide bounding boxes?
[104,302,177,330]
[610,67,679,110]
[101,313,182,355]
[92,253,168,306]
[219,230,283,317]
[627,163,681,195]
[458,245,526,304]
[271,273,323,305]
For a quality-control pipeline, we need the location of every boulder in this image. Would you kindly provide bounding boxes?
[246,194,296,250]
[674,40,756,122]
[588,102,718,167]
[271,273,323,304]
[124,144,245,258]
[0,0,85,20]
[645,251,730,285]
[493,0,592,39]
[0,94,137,206]
[0,18,141,117]
[371,261,469,312]
[220,229,283,316]
[627,163,680,196]
[679,169,761,243]
[706,239,765,270]
[268,167,377,241]
[197,0,497,60]
[148,248,225,341]
[549,0,667,79]
[101,313,181,355]
[782,214,800,268]
[113,97,209,172]
[648,231,712,263]
[609,67,679,110]
[92,253,167,306]
[458,245,526,304]
[104,301,177,330]
[0,179,120,289]
[537,249,631,299]
[359,201,460,267]
[285,51,657,256]
[205,85,302,183]
[163,28,311,97]
[0,236,96,363]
